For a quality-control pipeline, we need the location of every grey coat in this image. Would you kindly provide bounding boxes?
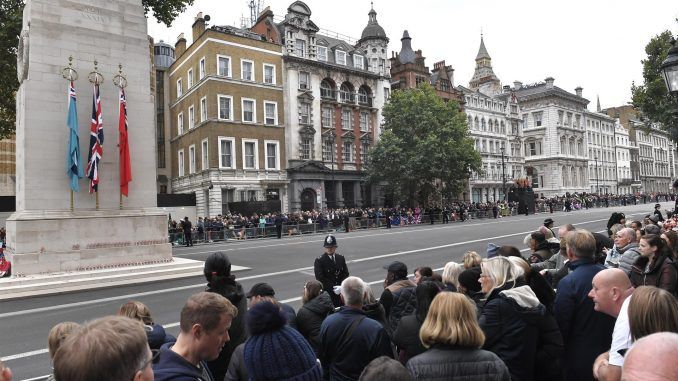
[618,243,641,275]
[406,345,510,381]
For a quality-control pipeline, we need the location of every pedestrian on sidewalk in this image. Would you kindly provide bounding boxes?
[182,216,193,247]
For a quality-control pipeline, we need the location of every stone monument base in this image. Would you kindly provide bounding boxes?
[5,209,172,275]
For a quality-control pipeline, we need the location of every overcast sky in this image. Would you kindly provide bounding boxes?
[148,0,678,110]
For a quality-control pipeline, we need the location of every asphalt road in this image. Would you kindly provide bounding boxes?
[0,201,670,380]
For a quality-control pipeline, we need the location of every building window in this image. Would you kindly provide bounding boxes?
[384,87,390,100]
[264,101,277,125]
[188,145,196,174]
[340,83,353,103]
[322,106,333,128]
[217,55,231,77]
[317,46,327,61]
[218,95,233,120]
[335,50,347,65]
[361,142,369,164]
[353,54,364,69]
[533,112,543,127]
[321,79,334,99]
[529,142,537,156]
[358,87,370,105]
[187,68,193,88]
[242,98,256,123]
[360,112,370,132]
[299,103,311,124]
[263,64,275,84]
[188,105,195,129]
[177,112,184,135]
[323,139,333,162]
[199,57,205,79]
[300,138,312,160]
[241,59,254,81]
[341,109,352,130]
[343,141,353,162]
[178,149,184,177]
[176,78,183,97]
[265,141,279,170]
[242,140,258,169]
[200,97,207,122]
[295,39,306,57]
[299,71,310,90]
[218,137,235,169]
[201,139,209,170]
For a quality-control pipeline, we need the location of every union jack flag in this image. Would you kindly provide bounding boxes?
[86,84,104,193]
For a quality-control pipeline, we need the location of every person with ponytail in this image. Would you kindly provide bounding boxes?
[204,252,248,381]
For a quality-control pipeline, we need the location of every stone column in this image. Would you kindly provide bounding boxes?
[335,181,344,208]
[354,182,363,207]
[7,0,171,274]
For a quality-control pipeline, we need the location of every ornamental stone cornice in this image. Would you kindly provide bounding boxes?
[284,55,384,80]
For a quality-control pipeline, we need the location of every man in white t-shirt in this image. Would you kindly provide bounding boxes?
[588,268,634,381]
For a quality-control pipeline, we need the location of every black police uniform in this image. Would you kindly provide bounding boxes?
[314,235,349,307]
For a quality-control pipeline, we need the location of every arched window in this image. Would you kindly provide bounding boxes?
[571,167,577,187]
[358,85,372,106]
[481,118,486,131]
[474,117,479,130]
[500,121,505,134]
[468,115,473,129]
[495,119,500,133]
[560,136,567,155]
[562,166,568,187]
[569,137,575,156]
[488,119,493,132]
[339,82,354,103]
[320,78,335,99]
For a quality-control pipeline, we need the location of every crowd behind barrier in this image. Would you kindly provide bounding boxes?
[168,192,676,246]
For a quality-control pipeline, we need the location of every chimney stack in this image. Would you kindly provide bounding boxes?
[175,33,187,57]
[575,86,583,97]
[545,77,555,88]
[192,12,206,42]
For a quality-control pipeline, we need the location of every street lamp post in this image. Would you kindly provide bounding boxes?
[595,155,600,195]
[500,147,507,201]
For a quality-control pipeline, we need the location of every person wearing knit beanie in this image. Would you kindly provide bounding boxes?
[457,267,485,309]
[244,301,322,381]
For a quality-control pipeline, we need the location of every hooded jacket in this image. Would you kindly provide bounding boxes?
[205,280,248,381]
[146,323,176,350]
[480,285,562,381]
[153,344,214,381]
[296,291,335,354]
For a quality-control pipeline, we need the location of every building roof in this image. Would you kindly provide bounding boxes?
[476,35,491,60]
[398,30,416,64]
[359,6,388,42]
[513,82,589,105]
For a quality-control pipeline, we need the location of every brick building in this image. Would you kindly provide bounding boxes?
[252,1,391,211]
[169,13,287,217]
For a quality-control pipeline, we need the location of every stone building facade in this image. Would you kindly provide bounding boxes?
[154,40,175,194]
[169,14,288,217]
[585,110,617,194]
[252,1,390,211]
[512,78,589,196]
[614,119,632,195]
[461,37,525,202]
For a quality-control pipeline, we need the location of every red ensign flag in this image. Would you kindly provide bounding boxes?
[118,88,132,196]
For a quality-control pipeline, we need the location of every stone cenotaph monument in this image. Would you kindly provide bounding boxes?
[7,0,172,275]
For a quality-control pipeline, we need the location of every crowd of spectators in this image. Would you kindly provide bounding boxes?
[6,201,678,381]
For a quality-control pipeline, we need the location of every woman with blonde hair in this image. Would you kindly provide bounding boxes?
[462,251,482,269]
[628,286,678,341]
[478,257,563,381]
[117,300,175,350]
[406,292,509,380]
[441,261,464,291]
[296,280,334,354]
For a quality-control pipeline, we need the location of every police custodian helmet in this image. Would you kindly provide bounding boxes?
[323,234,338,248]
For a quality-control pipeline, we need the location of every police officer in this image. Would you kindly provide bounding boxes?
[314,234,349,307]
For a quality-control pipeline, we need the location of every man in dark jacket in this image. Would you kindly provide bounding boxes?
[314,235,350,307]
[182,216,193,246]
[554,230,616,381]
[245,282,297,329]
[379,261,417,335]
[153,292,239,381]
[319,276,393,380]
[653,203,665,222]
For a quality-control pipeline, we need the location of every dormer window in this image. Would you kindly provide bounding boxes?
[353,54,364,69]
[335,50,347,65]
[317,46,328,61]
[295,39,306,57]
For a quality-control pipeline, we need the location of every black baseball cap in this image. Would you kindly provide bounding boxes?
[383,261,407,274]
[246,282,275,298]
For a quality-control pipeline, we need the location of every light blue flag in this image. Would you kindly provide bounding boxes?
[67,81,83,192]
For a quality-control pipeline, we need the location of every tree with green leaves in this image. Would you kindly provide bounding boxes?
[0,0,193,139]
[365,84,481,207]
[631,27,678,141]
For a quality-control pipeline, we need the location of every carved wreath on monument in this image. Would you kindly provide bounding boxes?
[17,25,30,83]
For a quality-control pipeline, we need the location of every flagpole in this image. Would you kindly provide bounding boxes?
[114,64,130,210]
[61,56,79,212]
